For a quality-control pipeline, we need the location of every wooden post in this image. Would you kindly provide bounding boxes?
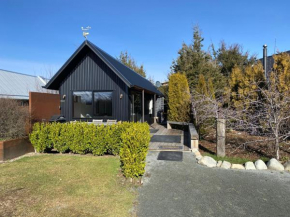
[142,90,145,123]
[153,94,156,123]
[217,118,226,157]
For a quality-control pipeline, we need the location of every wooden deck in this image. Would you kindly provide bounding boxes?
[149,123,190,151]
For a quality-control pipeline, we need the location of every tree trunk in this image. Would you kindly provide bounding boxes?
[274,127,280,160]
[275,137,280,160]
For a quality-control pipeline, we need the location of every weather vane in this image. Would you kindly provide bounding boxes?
[81,26,91,39]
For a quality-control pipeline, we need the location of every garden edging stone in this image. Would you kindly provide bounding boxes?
[193,150,289,173]
[284,162,290,172]
[245,161,256,170]
[255,160,268,170]
[231,164,245,170]
[267,158,284,171]
[198,156,217,168]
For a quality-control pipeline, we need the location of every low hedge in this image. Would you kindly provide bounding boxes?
[29,122,150,178]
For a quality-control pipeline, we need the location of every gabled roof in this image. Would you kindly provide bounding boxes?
[45,40,163,96]
[0,69,49,100]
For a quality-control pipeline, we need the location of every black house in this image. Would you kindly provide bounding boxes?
[45,40,163,123]
[260,44,290,81]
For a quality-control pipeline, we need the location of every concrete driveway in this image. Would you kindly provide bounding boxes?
[137,151,290,217]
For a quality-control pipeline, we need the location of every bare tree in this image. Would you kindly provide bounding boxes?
[192,77,290,160]
[230,76,290,160]
[0,98,30,139]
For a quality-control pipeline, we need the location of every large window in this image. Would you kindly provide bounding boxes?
[73,91,93,118]
[94,92,113,117]
[72,91,113,119]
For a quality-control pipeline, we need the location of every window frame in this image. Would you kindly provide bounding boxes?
[93,91,114,118]
[71,90,114,120]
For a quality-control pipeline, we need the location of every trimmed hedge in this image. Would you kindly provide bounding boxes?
[120,122,151,178]
[29,122,150,178]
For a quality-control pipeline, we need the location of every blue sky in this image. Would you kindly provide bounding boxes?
[0,0,289,82]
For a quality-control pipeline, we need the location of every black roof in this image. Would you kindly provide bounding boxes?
[45,40,163,96]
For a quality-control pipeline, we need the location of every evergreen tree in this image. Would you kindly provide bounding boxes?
[168,73,191,122]
[197,74,208,96]
[207,78,215,99]
[228,63,265,109]
[214,41,256,77]
[171,26,226,92]
[118,51,146,77]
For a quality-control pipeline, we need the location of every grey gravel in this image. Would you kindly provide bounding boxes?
[138,151,290,217]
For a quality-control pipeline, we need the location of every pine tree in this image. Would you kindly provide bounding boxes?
[197,74,208,96]
[207,78,215,99]
[171,26,226,92]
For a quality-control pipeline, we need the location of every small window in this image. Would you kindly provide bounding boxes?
[73,91,93,118]
[94,92,113,117]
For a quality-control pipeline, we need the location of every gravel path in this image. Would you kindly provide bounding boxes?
[137,151,290,217]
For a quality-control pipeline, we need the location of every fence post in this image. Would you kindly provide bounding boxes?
[216,118,226,157]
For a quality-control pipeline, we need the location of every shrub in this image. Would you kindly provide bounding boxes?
[29,122,51,153]
[29,121,151,178]
[49,123,70,153]
[119,122,151,178]
[0,98,30,140]
[106,122,131,155]
[70,122,89,154]
[90,124,107,156]
[168,73,191,122]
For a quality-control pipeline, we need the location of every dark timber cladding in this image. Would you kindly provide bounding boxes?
[59,47,129,121]
[44,40,163,122]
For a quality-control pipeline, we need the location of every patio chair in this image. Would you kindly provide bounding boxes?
[92,119,103,125]
[107,120,117,125]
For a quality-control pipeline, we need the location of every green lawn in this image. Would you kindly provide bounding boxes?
[202,153,269,164]
[0,155,136,217]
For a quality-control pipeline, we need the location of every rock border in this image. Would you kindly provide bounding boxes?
[192,149,290,172]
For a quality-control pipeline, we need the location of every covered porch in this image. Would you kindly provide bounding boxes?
[129,87,161,124]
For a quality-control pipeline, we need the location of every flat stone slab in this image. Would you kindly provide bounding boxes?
[157,151,183,162]
[158,146,183,151]
[151,135,181,143]
[149,129,159,134]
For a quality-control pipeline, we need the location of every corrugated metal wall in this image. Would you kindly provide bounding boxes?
[59,50,129,121]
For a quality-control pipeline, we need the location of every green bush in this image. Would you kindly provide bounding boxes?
[106,122,131,156]
[49,123,69,153]
[70,122,88,154]
[119,122,151,178]
[29,122,51,153]
[29,121,151,178]
[90,124,107,156]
